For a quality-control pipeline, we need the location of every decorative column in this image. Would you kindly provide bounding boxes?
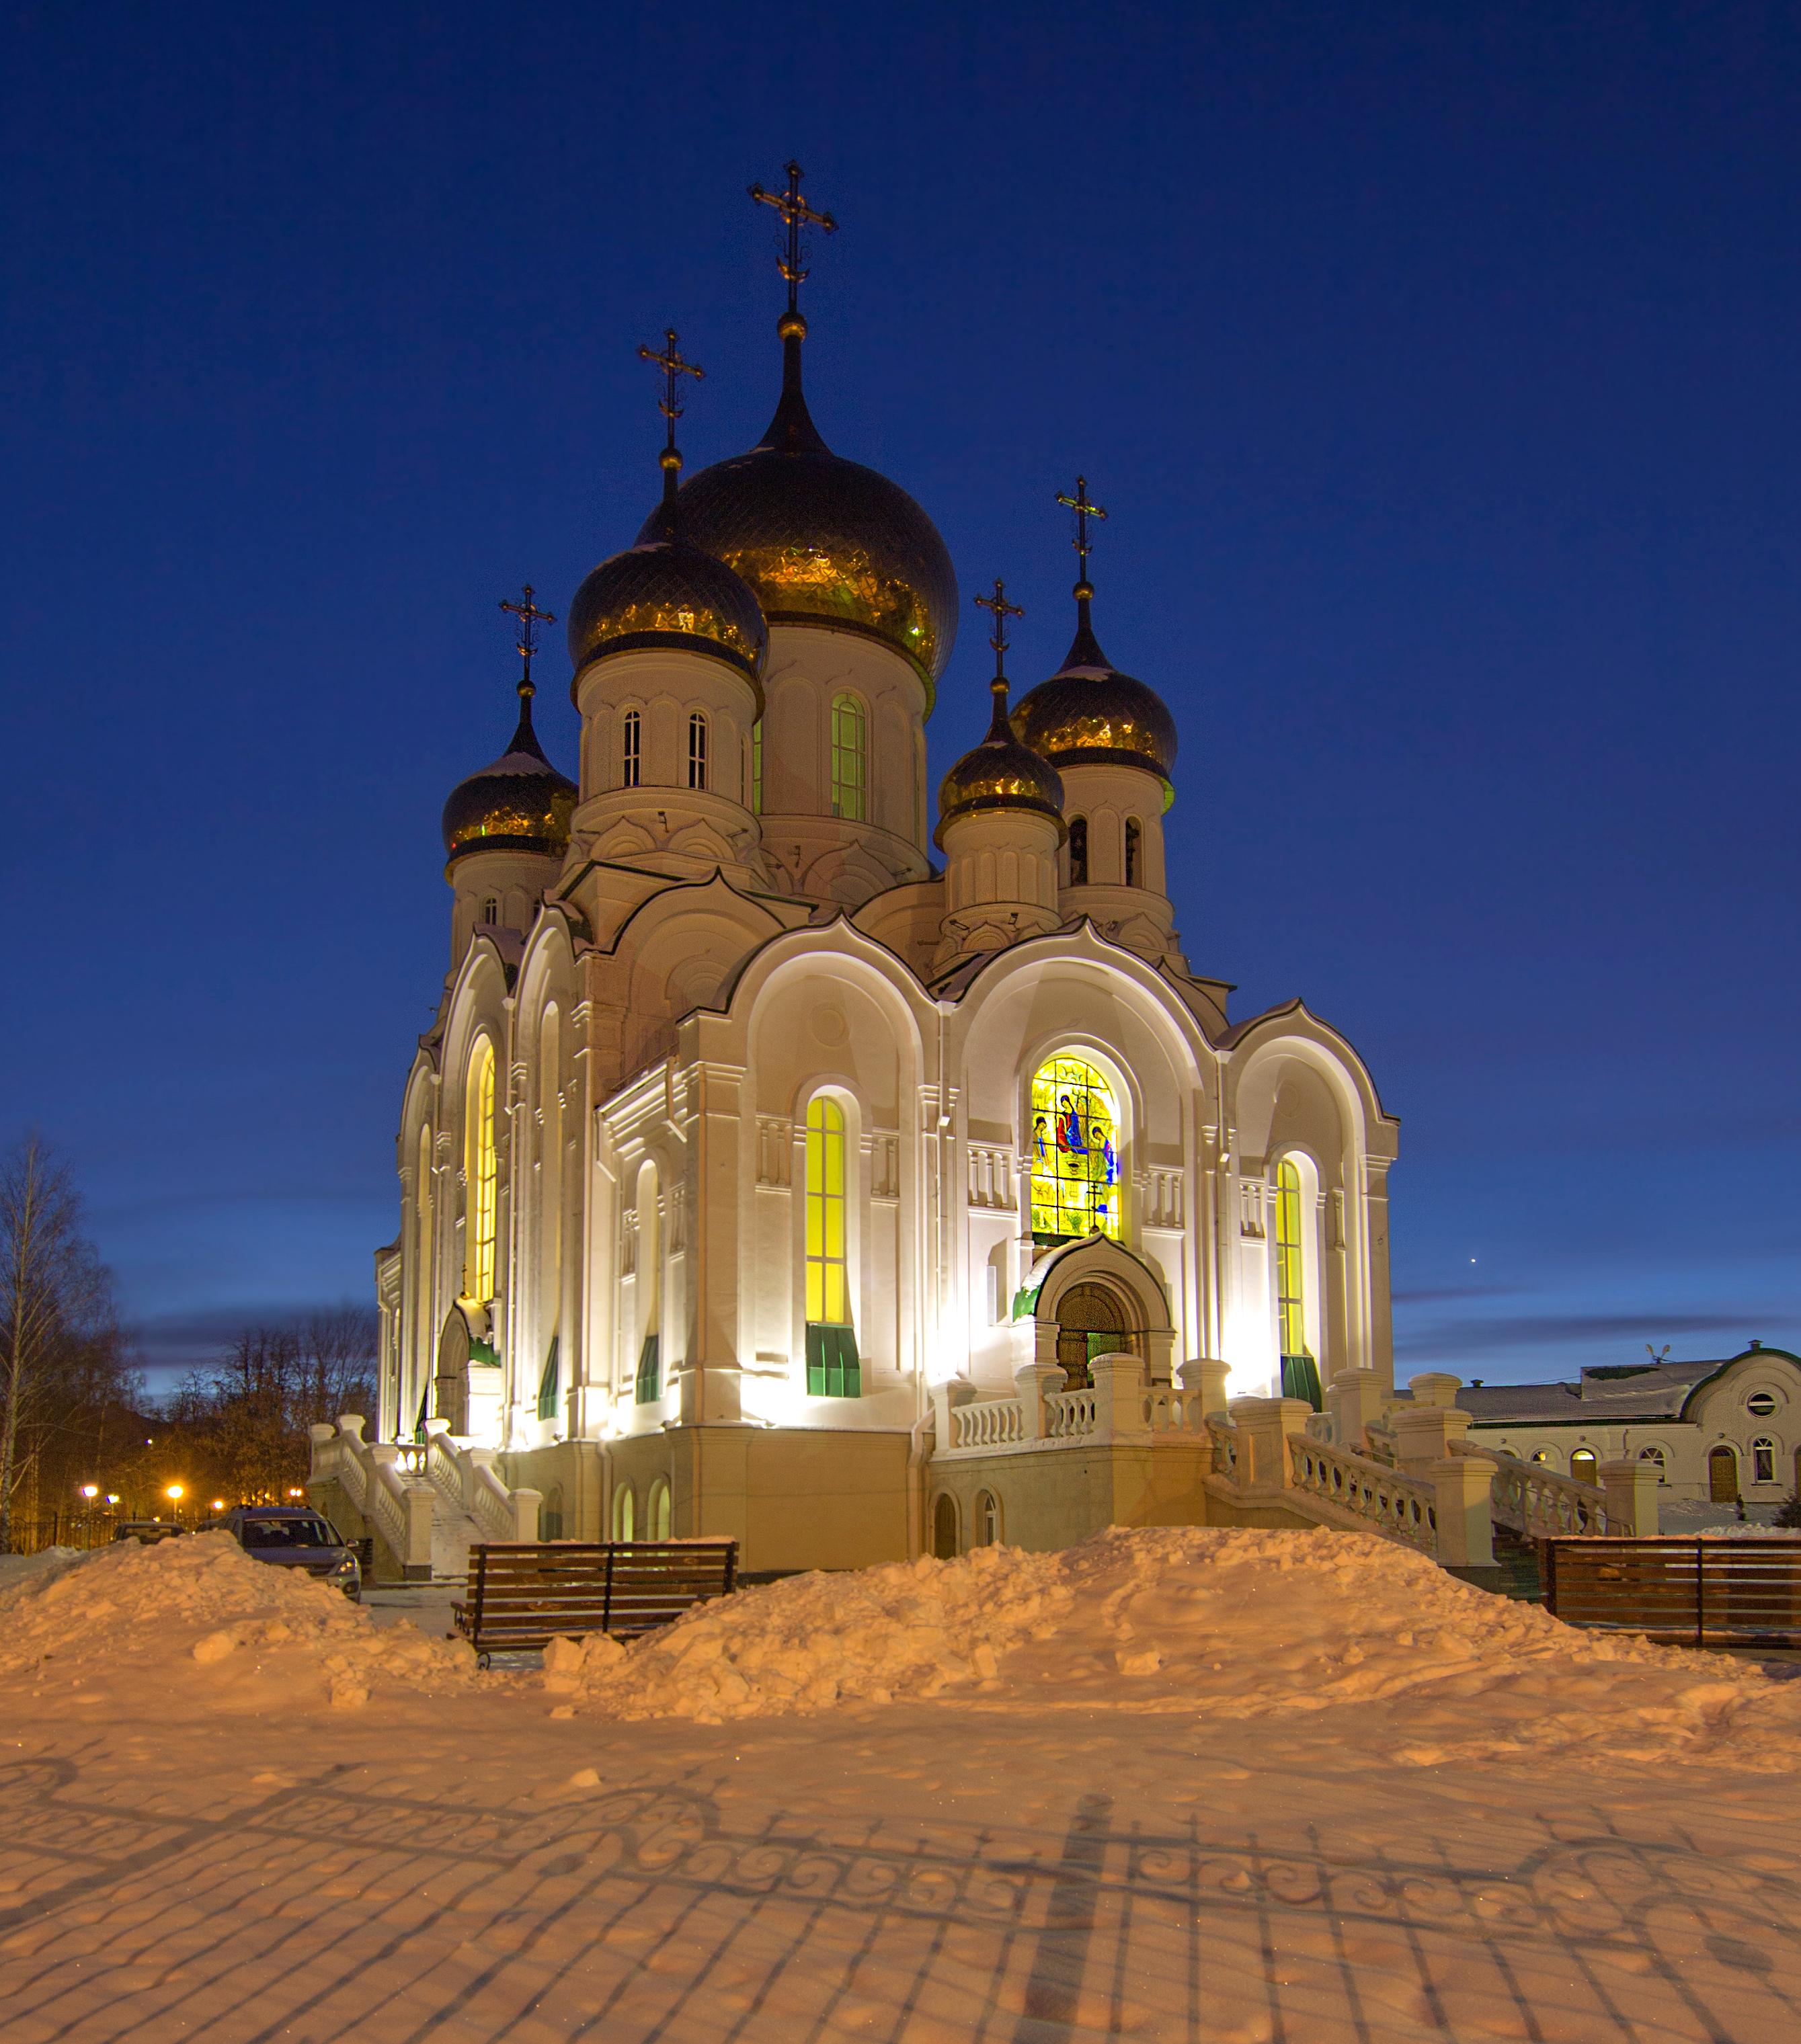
[1178,1357,1231,1422]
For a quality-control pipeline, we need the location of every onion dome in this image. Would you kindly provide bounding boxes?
[441,682,577,868]
[566,532,767,690]
[1009,589,1178,809]
[640,315,959,701]
[935,674,1066,848]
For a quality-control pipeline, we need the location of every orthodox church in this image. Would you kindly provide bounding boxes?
[371,169,1401,1571]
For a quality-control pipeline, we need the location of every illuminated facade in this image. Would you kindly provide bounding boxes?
[370,183,1399,1571]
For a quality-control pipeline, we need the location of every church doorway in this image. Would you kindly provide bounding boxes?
[1709,1445,1739,1504]
[1055,1282,1139,1392]
[932,1494,959,1560]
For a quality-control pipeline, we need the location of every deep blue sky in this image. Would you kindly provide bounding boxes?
[3,1,1796,1393]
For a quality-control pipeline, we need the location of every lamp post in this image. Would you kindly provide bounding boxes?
[165,1483,184,1524]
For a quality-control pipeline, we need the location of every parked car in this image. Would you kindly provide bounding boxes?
[218,1505,361,1600]
[112,1520,186,1545]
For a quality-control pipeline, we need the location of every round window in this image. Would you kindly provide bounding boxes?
[1747,1390,1778,1417]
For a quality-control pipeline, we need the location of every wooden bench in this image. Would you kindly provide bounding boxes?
[452,1540,738,1662]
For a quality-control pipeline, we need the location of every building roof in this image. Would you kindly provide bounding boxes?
[1455,1348,1796,1426]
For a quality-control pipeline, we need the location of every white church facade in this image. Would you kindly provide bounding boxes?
[366,173,1402,1573]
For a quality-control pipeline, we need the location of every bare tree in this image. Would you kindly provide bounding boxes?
[0,1135,125,1549]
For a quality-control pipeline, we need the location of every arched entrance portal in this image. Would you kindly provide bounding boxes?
[1054,1282,1142,1392]
[1709,1445,1738,1504]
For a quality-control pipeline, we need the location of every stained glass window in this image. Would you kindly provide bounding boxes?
[1275,1159,1306,1360]
[465,1041,497,1303]
[805,1095,849,1323]
[1029,1057,1121,1242]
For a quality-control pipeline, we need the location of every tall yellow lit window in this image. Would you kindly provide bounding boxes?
[465,1041,497,1303]
[1274,1158,1320,1408]
[1029,1056,1120,1243]
[804,1095,859,1395]
[830,693,866,821]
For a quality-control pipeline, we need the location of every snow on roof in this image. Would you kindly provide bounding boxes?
[1457,1354,1764,1424]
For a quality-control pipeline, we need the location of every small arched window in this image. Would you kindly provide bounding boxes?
[622,709,641,788]
[464,1040,497,1303]
[1754,1438,1777,1485]
[1570,1447,1599,1483]
[932,1493,959,1560]
[751,719,762,813]
[1273,1159,1318,1409]
[830,693,866,820]
[1125,817,1142,887]
[975,1489,1000,1547]
[1531,1448,1551,1465]
[479,897,498,926]
[1068,816,1088,886]
[1638,1445,1667,1483]
[688,712,709,790]
[613,1483,636,1542]
[647,1476,672,1540]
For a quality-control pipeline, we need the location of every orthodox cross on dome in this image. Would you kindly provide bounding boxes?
[1056,476,1109,596]
[975,579,1025,684]
[499,585,556,700]
[637,328,705,499]
[749,159,838,319]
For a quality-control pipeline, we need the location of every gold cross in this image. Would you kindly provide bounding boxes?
[974,579,1025,681]
[637,328,705,452]
[499,584,556,694]
[1056,475,1109,590]
[749,159,838,315]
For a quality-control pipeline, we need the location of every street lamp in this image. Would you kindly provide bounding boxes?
[165,1483,184,1513]
[79,1484,98,1500]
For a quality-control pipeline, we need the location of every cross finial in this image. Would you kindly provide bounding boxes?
[499,584,557,700]
[637,328,705,499]
[1056,476,1109,597]
[974,579,1025,686]
[749,159,838,320]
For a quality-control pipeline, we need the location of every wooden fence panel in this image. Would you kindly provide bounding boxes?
[1544,1537,1801,1646]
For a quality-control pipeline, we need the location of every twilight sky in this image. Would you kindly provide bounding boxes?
[2,1,1796,1393]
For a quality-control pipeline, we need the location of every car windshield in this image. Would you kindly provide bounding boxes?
[239,1518,337,1549]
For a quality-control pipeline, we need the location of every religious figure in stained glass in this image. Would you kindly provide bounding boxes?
[1030,1056,1121,1242]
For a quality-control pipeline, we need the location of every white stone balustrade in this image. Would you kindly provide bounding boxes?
[307,1414,436,1580]
[1453,1438,1616,1538]
[1287,1434,1439,1553]
[423,1418,541,1544]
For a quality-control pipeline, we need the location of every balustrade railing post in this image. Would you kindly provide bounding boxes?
[1012,1361,1066,1442]
[1090,1352,1150,1440]
[1392,1404,1473,1474]
[1178,1358,1231,1426]
[1598,1458,1660,1537]
[1228,1397,1313,1498]
[1430,1455,1494,1567]
[1327,1368,1388,1454]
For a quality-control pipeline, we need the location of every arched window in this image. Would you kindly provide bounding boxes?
[634,1160,661,1403]
[1029,1055,1120,1243]
[412,1124,434,1437]
[464,1041,497,1303]
[1570,1447,1599,1483]
[1125,817,1142,887]
[688,711,708,790]
[1754,1438,1777,1485]
[751,719,762,813]
[647,1477,672,1540]
[622,709,641,788]
[932,1493,959,1560]
[1273,1159,1319,1409]
[480,896,498,926]
[613,1483,636,1542]
[1638,1445,1667,1483]
[1530,1448,1552,1465]
[1068,816,1088,886]
[975,1490,1000,1547]
[830,693,867,820]
[804,1096,860,1395]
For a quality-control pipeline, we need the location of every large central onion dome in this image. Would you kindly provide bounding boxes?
[639,316,959,700]
[1009,593,1178,809]
[442,684,577,868]
[935,676,1066,847]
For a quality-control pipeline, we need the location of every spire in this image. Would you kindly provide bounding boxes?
[637,327,705,516]
[748,159,837,455]
[973,578,1025,737]
[1055,475,1113,669]
[497,585,557,759]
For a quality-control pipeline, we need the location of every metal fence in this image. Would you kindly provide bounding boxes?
[1544,1536,1801,1646]
[4,1513,125,1557]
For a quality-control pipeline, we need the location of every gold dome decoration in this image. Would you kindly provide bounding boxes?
[936,579,1066,846]
[1008,600,1178,811]
[565,537,768,695]
[640,319,959,704]
[442,683,577,870]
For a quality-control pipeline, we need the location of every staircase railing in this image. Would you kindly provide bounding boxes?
[309,1415,435,1580]
[1288,1435,1439,1553]
[422,1420,541,1544]
[1452,1438,1616,1537]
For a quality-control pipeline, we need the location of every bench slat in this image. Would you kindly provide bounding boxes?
[454,1539,739,1655]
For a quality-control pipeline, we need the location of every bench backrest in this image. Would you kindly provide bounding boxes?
[464,1540,738,1644]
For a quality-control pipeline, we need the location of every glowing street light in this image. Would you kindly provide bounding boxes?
[165,1483,184,1504]
[210,1500,225,1512]
[79,1484,99,1500]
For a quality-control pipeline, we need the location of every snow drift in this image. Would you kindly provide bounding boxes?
[551,1526,1801,1770]
[0,1529,474,1706]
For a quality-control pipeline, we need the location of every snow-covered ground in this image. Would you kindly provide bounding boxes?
[4,1527,1801,2042]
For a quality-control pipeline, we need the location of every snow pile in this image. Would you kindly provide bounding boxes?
[0,1530,475,1706]
[550,1526,1801,1769]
